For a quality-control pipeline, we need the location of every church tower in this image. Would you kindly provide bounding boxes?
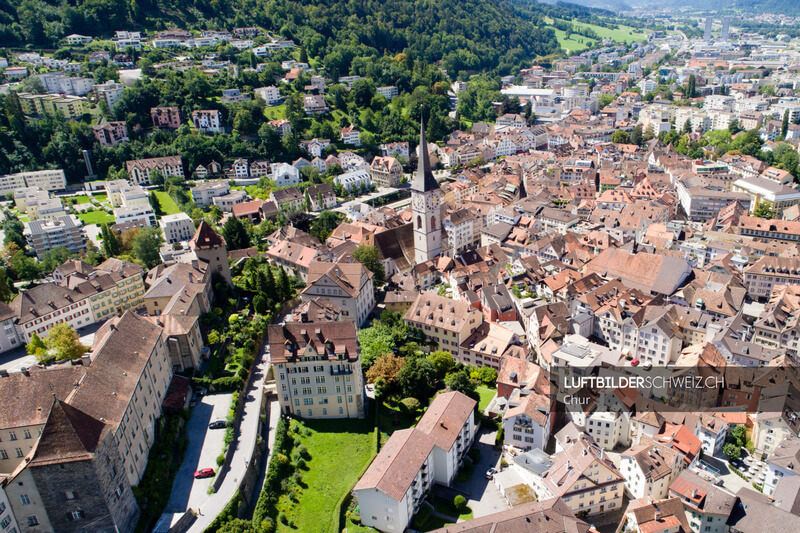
[412,119,442,265]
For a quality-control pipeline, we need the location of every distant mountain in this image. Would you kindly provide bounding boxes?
[626,0,800,15]
[538,0,634,13]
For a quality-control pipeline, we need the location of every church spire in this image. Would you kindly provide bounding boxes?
[412,116,440,192]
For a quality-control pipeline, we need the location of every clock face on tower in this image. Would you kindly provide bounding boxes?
[413,195,425,210]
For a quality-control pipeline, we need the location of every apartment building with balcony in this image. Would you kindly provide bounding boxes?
[191,180,230,207]
[23,215,85,259]
[125,155,184,186]
[268,320,365,419]
[354,392,477,532]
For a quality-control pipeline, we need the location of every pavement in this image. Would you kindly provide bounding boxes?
[452,429,510,519]
[164,393,233,513]
[84,223,103,246]
[333,186,405,215]
[186,348,271,532]
[0,321,106,373]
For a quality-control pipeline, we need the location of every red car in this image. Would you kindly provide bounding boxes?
[194,468,215,479]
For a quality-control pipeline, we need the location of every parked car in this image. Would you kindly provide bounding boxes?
[209,420,227,429]
[485,467,497,479]
[194,468,215,479]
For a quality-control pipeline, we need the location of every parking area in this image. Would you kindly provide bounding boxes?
[165,392,233,514]
[453,428,511,519]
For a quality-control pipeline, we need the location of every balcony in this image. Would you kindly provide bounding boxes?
[330,366,353,376]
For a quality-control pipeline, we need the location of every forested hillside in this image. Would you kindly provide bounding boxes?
[0,0,560,75]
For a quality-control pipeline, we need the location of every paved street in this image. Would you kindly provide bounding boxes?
[453,429,510,519]
[187,350,271,532]
[165,393,233,513]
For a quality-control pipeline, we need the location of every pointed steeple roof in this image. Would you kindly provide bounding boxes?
[190,220,226,250]
[412,118,440,193]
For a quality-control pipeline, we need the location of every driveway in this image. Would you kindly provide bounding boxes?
[187,348,270,531]
[165,393,233,513]
[452,428,511,519]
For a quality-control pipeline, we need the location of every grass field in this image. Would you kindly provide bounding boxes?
[152,191,181,215]
[67,195,93,204]
[264,103,287,120]
[277,417,376,533]
[477,386,496,412]
[553,28,594,53]
[77,209,114,225]
[545,17,647,52]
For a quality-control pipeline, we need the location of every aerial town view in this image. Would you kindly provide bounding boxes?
[2,1,800,532]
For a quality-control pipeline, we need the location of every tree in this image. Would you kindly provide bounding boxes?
[149,192,163,217]
[253,294,268,315]
[366,352,405,384]
[277,268,292,301]
[631,125,644,146]
[352,245,386,286]
[611,129,631,144]
[0,267,14,303]
[45,323,89,361]
[753,200,775,219]
[397,356,437,403]
[445,370,479,401]
[782,109,790,139]
[101,223,120,257]
[686,74,696,98]
[310,210,344,242]
[723,442,741,462]
[222,216,250,251]
[149,168,166,187]
[27,333,47,361]
[132,227,164,269]
[732,425,748,447]
[428,351,455,379]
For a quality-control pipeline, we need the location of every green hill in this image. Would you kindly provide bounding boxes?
[0,0,562,76]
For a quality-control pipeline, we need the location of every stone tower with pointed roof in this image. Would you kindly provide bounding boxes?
[412,120,442,265]
[189,220,232,286]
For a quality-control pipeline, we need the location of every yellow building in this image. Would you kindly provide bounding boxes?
[16,92,87,119]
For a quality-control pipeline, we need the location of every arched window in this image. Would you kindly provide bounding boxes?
[431,216,436,230]
[417,215,422,229]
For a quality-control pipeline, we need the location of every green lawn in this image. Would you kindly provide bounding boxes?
[477,386,496,412]
[264,103,287,120]
[67,195,93,204]
[91,193,108,202]
[277,417,376,533]
[77,209,115,225]
[553,29,594,53]
[152,191,181,215]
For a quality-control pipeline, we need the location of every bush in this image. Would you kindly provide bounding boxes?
[295,444,310,459]
[212,376,245,392]
[400,397,421,413]
[258,518,276,533]
[495,428,504,448]
[453,495,467,512]
[217,453,225,466]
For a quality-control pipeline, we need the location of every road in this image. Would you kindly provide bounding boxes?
[165,393,233,513]
[187,350,270,532]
